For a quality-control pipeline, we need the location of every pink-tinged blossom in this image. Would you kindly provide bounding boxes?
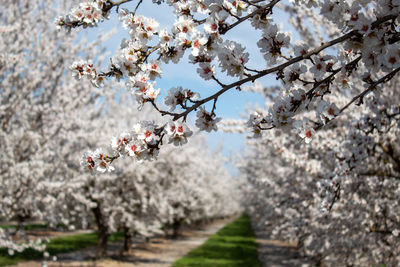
[293,119,316,143]
[195,107,221,132]
[81,151,96,171]
[125,141,144,157]
[257,24,291,66]
[217,40,249,77]
[309,55,336,79]
[184,89,200,100]
[90,148,115,173]
[293,41,309,57]
[121,14,159,43]
[55,0,110,29]
[316,100,339,123]
[70,60,104,87]
[203,17,220,35]
[111,132,131,153]
[282,63,307,88]
[132,82,160,109]
[190,31,208,57]
[144,87,160,101]
[248,5,271,29]
[247,112,265,138]
[173,17,194,34]
[160,45,185,64]
[159,29,172,47]
[222,0,247,17]
[118,8,131,27]
[320,0,348,27]
[268,96,296,128]
[164,87,183,111]
[197,62,215,80]
[165,121,193,146]
[384,46,400,70]
[164,86,200,111]
[145,60,162,80]
[175,32,191,50]
[136,122,156,144]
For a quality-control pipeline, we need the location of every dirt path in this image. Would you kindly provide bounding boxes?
[12,217,235,267]
[255,230,312,267]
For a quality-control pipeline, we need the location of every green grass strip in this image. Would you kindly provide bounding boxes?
[0,231,123,266]
[173,214,262,267]
[0,223,49,231]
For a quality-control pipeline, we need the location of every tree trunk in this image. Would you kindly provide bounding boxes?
[92,202,108,258]
[171,219,183,239]
[16,215,25,232]
[123,227,132,252]
[162,224,169,238]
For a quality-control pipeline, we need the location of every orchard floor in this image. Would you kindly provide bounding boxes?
[255,230,312,267]
[9,217,311,267]
[11,217,236,267]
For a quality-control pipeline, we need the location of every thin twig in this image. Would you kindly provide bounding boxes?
[132,0,143,16]
[211,75,226,87]
[108,0,133,13]
[317,66,400,130]
[220,0,281,34]
[339,67,400,115]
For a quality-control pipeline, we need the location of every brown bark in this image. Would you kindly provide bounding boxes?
[123,227,132,252]
[16,215,25,232]
[92,202,108,258]
[171,219,183,239]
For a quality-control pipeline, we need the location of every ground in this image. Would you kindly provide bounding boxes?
[6,216,311,267]
[10,218,234,267]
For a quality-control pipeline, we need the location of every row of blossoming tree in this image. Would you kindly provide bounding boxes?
[238,108,399,265]
[213,0,398,266]
[0,0,240,258]
[54,0,400,265]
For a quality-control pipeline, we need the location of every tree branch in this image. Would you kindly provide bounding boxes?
[220,0,281,34]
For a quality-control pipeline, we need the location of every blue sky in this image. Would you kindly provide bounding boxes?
[80,1,290,174]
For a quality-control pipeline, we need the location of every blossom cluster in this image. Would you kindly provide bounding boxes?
[195,107,221,132]
[55,0,110,29]
[164,86,200,111]
[257,24,291,66]
[70,60,105,87]
[56,0,400,186]
[240,100,400,265]
[81,120,193,172]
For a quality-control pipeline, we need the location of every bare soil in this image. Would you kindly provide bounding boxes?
[255,230,313,267]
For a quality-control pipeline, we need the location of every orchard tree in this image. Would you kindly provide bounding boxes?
[0,0,117,253]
